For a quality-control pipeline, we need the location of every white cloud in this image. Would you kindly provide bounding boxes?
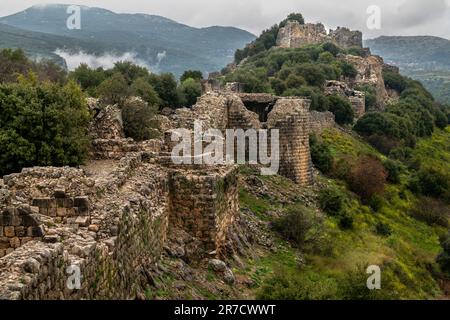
[54,49,152,71]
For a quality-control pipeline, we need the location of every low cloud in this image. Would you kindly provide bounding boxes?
[54,49,153,71]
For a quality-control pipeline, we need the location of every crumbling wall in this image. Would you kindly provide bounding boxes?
[310,111,336,134]
[276,21,362,49]
[168,166,239,259]
[339,54,388,110]
[325,80,366,118]
[329,27,363,49]
[0,205,44,258]
[0,158,171,300]
[277,22,328,48]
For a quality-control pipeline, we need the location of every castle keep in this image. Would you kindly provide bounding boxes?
[276,21,363,49]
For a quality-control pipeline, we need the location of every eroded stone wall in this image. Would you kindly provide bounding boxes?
[310,111,335,134]
[276,21,362,49]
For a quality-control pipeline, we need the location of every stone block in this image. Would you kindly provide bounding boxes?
[32,198,52,208]
[53,187,66,199]
[10,237,20,248]
[57,207,67,217]
[4,226,15,237]
[75,216,90,227]
[0,237,10,249]
[74,196,90,210]
[27,226,44,237]
[15,226,26,237]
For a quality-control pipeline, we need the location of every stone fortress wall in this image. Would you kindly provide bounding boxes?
[276,21,363,49]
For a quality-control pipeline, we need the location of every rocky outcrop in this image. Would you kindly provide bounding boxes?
[339,54,388,110]
[276,21,362,49]
[325,80,366,118]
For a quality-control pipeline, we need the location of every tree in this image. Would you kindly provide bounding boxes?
[339,61,358,78]
[0,48,32,83]
[122,98,159,141]
[310,135,333,173]
[180,70,203,82]
[70,64,107,95]
[295,63,326,87]
[328,94,354,125]
[285,74,306,89]
[178,78,202,107]
[130,77,160,107]
[383,70,408,93]
[0,75,91,175]
[279,13,305,27]
[97,72,129,105]
[148,73,180,108]
[112,61,149,85]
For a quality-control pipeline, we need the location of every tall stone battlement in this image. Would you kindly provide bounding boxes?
[276,21,363,49]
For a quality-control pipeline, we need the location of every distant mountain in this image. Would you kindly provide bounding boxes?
[0,4,256,76]
[365,36,450,104]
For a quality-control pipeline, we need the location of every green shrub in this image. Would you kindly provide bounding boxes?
[318,187,344,216]
[328,94,354,125]
[272,205,322,248]
[338,264,397,300]
[257,267,338,300]
[178,77,202,106]
[389,147,413,163]
[369,194,384,212]
[97,72,129,105]
[310,135,333,173]
[338,211,354,230]
[0,76,91,175]
[375,222,392,236]
[339,61,358,78]
[130,77,160,106]
[409,168,449,199]
[122,98,159,141]
[383,159,404,184]
[383,70,408,93]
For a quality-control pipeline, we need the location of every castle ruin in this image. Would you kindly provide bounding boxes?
[0,91,335,299]
[276,21,363,49]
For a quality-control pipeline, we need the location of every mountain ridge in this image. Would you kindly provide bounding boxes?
[0,4,256,76]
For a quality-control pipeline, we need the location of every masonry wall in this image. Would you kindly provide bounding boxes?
[267,98,313,185]
[168,167,239,259]
[0,156,169,299]
[310,111,336,134]
[0,205,44,258]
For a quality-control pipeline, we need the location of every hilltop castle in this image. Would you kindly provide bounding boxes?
[276,21,363,49]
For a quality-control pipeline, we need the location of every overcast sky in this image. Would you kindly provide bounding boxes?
[1,0,449,39]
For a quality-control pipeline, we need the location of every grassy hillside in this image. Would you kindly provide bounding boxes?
[236,127,450,300]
